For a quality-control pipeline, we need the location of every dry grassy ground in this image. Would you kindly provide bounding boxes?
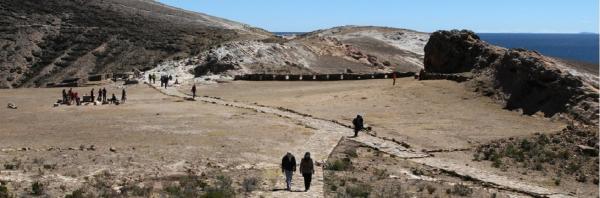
[0,84,316,197]
[189,78,564,151]
[0,78,595,197]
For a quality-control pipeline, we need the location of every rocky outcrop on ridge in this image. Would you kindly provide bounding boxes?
[424,30,599,125]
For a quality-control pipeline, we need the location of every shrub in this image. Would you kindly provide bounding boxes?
[411,168,425,176]
[330,184,337,191]
[553,177,561,186]
[345,184,371,198]
[325,159,351,171]
[31,181,44,196]
[164,183,182,196]
[344,149,358,158]
[491,156,502,168]
[0,184,10,198]
[520,139,532,151]
[65,188,86,198]
[426,185,437,194]
[450,183,472,196]
[242,176,260,192]
[576,174,587,183]
[202,175,234,198]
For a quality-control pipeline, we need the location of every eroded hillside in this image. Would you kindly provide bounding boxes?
[0,0,271,88]
[153,26,430,80]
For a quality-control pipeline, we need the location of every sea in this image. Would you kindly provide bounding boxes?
[273,32,599,64]
[478,33,599,64]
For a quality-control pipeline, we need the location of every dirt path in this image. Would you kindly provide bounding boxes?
[147,81,573,198]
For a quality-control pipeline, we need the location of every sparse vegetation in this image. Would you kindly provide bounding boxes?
[162,174,209,197]
[242,176,260,192]
[31,181,44,196]
[0,183,10,198]
[448,183,473,196]
[202,175,234,198]
[64,188,86,198]
[325,158,352,171]
[345,184,371,198]
[475,125,598,183]
[426,185,437,194]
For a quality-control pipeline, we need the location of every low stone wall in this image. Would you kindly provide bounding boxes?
[417,72,471,82]
[234,72,415,81]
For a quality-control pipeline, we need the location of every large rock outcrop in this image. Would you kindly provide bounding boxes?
[424,30,599,125]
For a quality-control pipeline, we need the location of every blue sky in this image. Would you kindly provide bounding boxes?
[158,0,599,33]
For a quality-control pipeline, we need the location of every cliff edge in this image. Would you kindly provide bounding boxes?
[424,30,598,125]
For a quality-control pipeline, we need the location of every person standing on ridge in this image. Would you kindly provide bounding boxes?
[191,84,196,99]
[281,152,297,191]
[352,115,364,137]
[299,152,315,192]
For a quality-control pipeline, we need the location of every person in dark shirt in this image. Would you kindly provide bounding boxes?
[281,152,297,191]
[102,88,107,103]
[90,88,95,102]
[352,115,364,137]
[191,84,197,99]
[121,89,127,103]
[299,152,315,191]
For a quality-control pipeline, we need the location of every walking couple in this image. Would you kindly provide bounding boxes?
[281,152,314,192]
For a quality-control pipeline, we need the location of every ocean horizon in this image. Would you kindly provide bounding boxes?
[274,32,599,64]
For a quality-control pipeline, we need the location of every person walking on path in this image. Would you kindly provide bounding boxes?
[352,115,364,137]
[392,72,397,86]
[121,89,127,103]
[281,152,297,191]
[299,152,315,192]
[191,84,196,99]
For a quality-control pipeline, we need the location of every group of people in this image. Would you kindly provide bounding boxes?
[60,87,126,105]
[148,73,175,89]
[281,152,315,192]
[61,88,81,105]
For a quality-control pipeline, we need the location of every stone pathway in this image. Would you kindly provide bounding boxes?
[147,82,573,198]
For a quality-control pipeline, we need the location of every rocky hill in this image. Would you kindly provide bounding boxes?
[153,26,430,79]
[424,30,599,125]
[0,0,271,88]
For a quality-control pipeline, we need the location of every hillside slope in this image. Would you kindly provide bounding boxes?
[153,26,430,79]
[0,0,271,88]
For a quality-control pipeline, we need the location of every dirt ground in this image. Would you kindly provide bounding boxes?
[0,78,595,197]
[0,83,317,197]
[188,78,565,151]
